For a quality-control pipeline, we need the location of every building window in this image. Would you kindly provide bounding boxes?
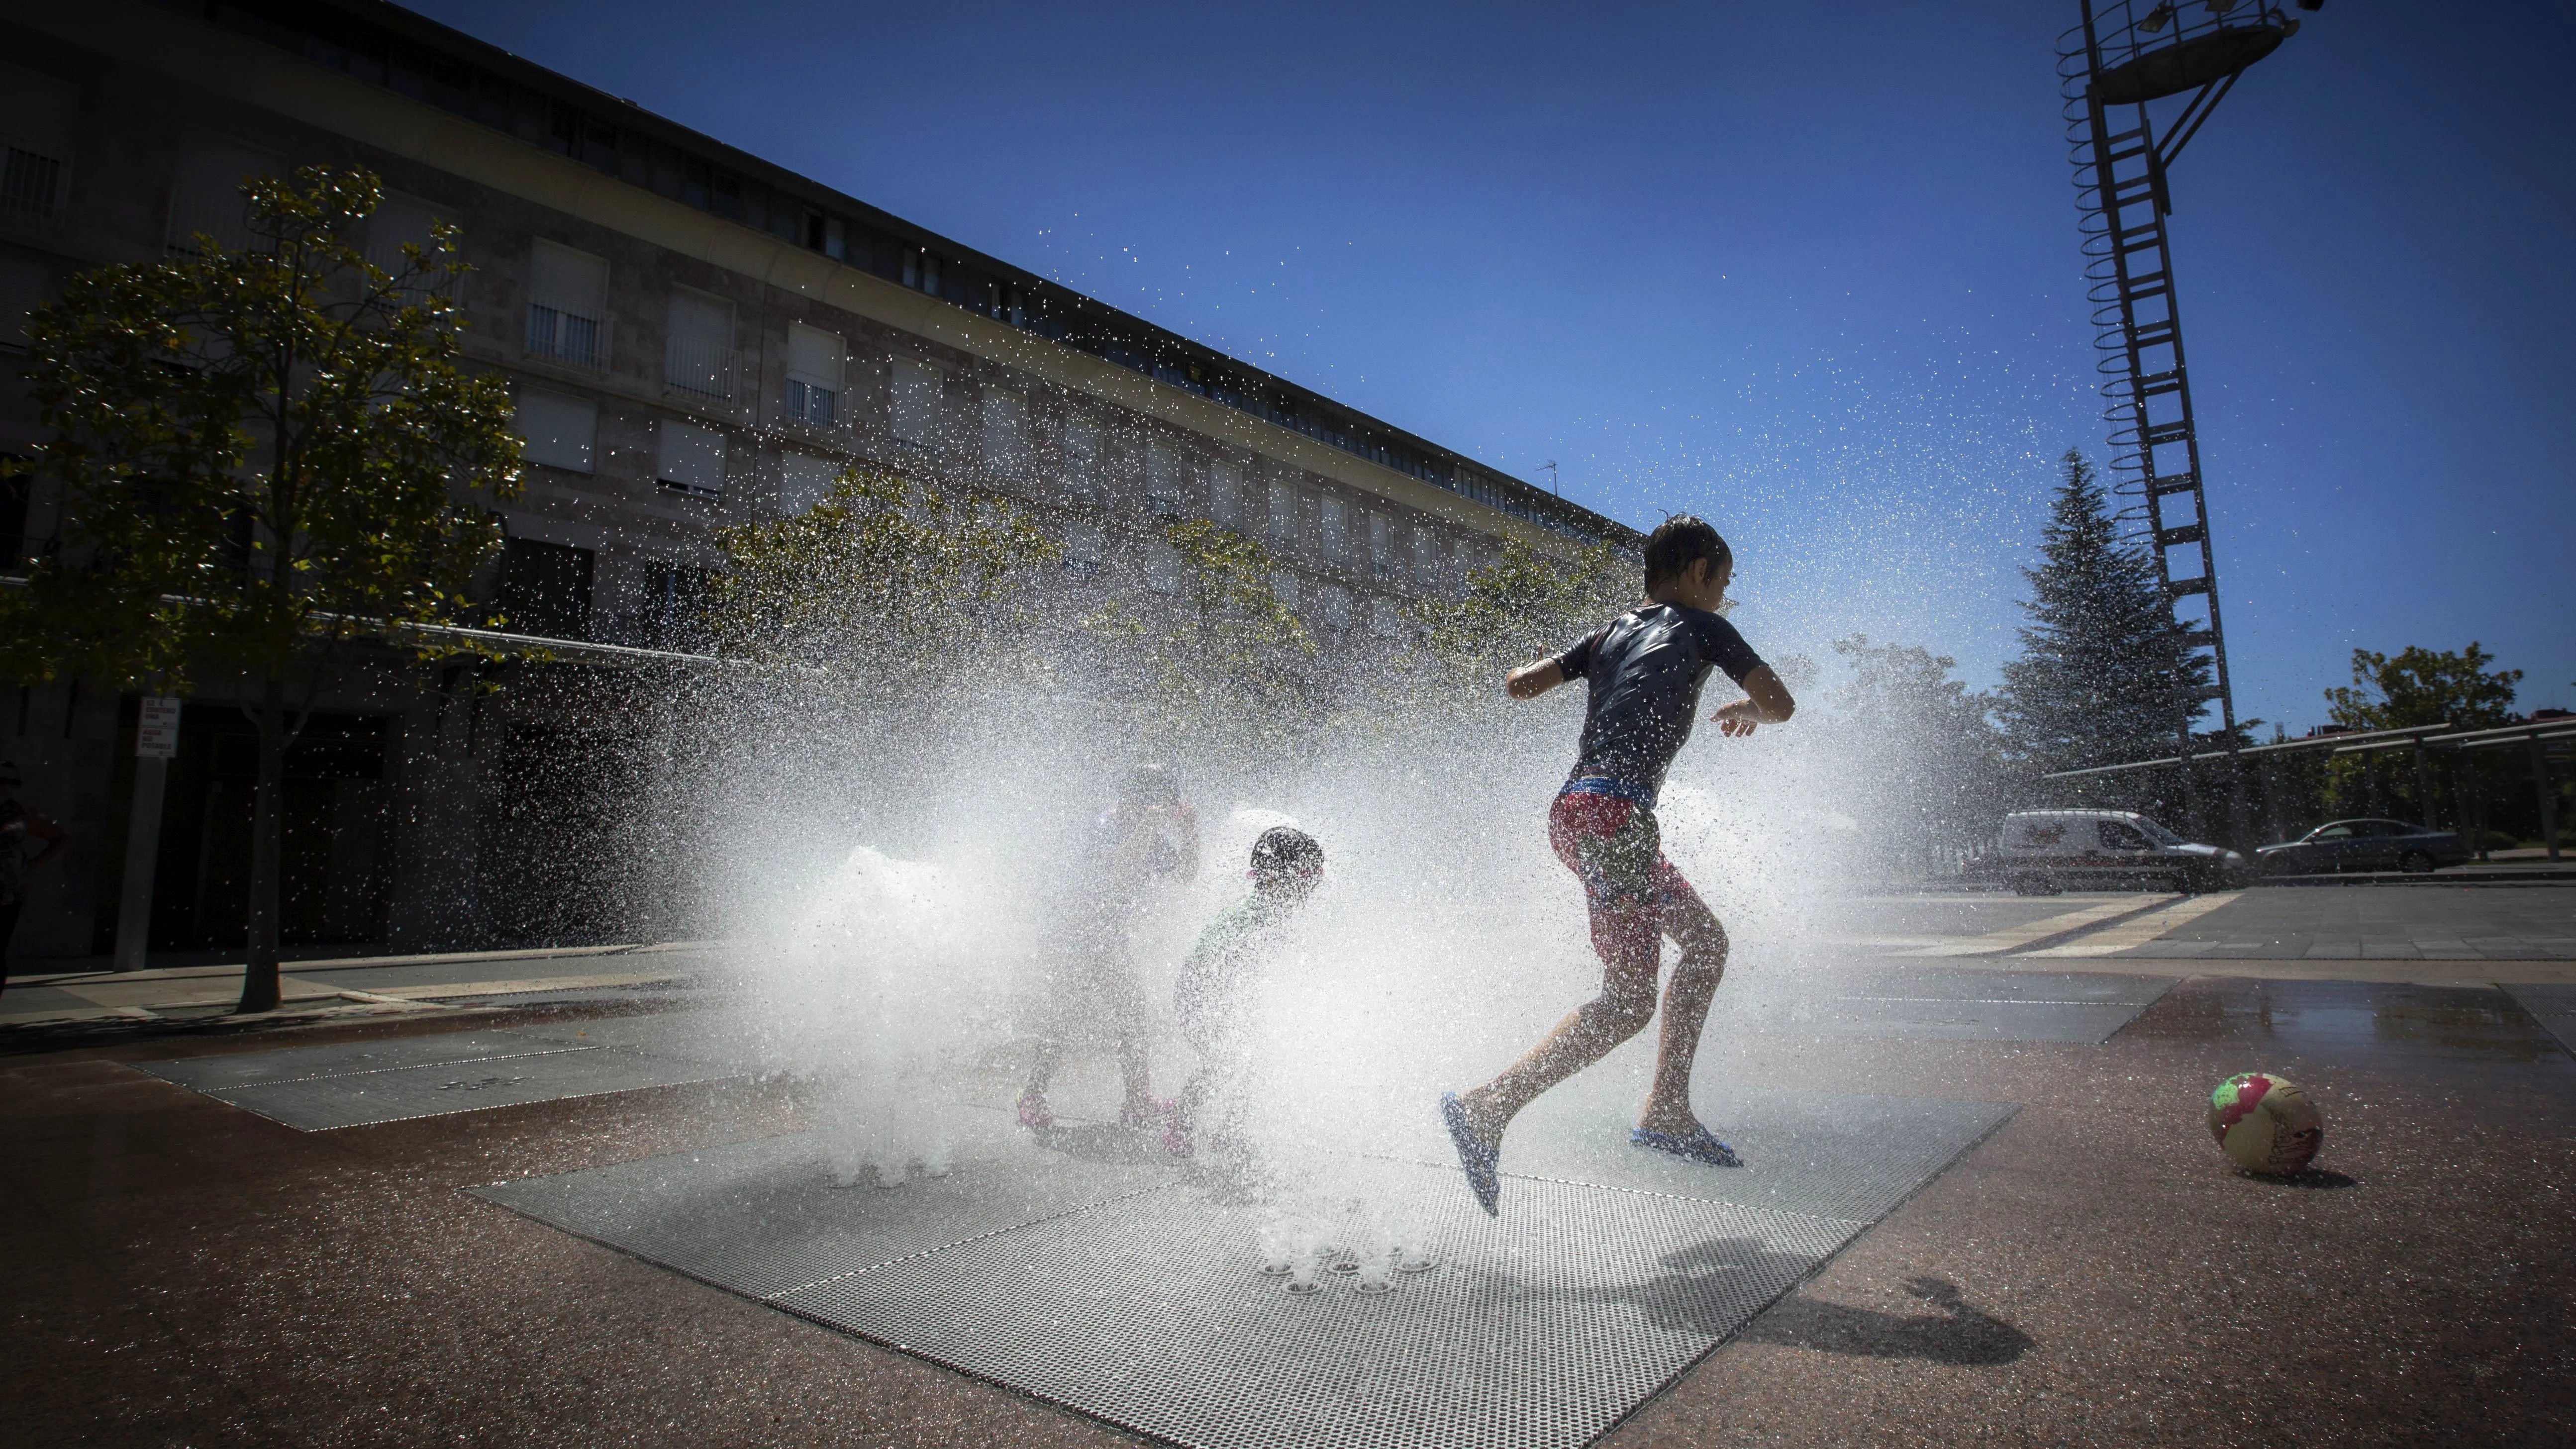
[785,322,843,426]
[1271,570,1300,611]
[497,537,594,640]
[1316,581,1351,634]
[1318,495,1349,567]
[636,558,716,652]
[1368,512,1396,584]
[665,290,734,398]
[1146,440,1187,517]
[0,255,53,354]
[0,65,74,222]
[780,452,840,515]
[892,358,942,445]
[657,420,727,497]
[1146,539,1184,596]
[1369,595,1405,638]
[1209,461,1244,531]
[1,148,63,220]
[514,388,597,473]
[365,193,462,298]
[901,250,942,295]
[526,240,608,368]
[1062,519,1105,577]
[1266,480,1300,553]
[1061,416,1101,504]
[983,389,1026,477]
[167,140,281,254]
[1412,527,1442,588]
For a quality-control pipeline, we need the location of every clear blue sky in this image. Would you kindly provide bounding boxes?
[409,0,2574,728]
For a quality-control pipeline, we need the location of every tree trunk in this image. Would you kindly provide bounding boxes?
[236,668,289,1013]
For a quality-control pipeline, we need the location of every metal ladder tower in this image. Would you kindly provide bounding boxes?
[2058,1,2309,834]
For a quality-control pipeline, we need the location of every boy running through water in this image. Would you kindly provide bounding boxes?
[1167,826,1325,1158]
[1442,517,1795,1215]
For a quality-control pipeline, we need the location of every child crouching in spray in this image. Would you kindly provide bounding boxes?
[1164,826,1325,1159]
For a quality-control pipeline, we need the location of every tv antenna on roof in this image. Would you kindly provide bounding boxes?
[1539,460,1560,495]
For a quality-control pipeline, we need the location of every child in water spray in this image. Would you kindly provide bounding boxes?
[1167,826,1325,1158]
[1442,516,1797,1215]
[1018,765,1199,1131]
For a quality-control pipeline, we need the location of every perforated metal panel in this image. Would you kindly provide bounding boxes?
[475,1088,2010,1449]
[2503,983,2576,1058]
[476,1129,1178,1300]
[136,1027,735,1130]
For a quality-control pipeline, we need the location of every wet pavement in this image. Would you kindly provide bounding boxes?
[1819,883,2576,964]
[3,965,2570,1448]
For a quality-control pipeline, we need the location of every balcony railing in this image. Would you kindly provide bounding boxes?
[665,336,734,399]
[527,304,604,368]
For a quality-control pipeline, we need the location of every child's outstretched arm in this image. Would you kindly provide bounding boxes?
[1504,658,1566,700]
[1709,665,1796,737]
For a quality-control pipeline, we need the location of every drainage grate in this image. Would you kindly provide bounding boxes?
[2502,984,2576,1058]
[475,1088,2009,1449]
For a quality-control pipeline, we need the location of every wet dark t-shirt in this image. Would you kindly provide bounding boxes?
[1552,603,1767,801]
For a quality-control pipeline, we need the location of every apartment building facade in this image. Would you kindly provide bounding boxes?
[0,0,1633,963]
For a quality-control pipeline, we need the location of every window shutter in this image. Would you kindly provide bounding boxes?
[892,358,942,444]
[1146,541,1184,595]
[1209,461,1242,529]
[657,421,727,495]
[366,194,459,278]
[529,241,608,316]
[665,291,734,397]
[1319,495,1348,563]
[167,140,280,253]
[1061,417,1100,501]
[1267,481,1298,550]
[787,323,844,389]
[1146,441,1184,515]
[780,452,839,514]
[983,390,1026,472]
[515,388,597,472]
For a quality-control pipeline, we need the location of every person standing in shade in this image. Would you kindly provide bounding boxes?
[0,761,71,995]
[1440,517,1796,1215]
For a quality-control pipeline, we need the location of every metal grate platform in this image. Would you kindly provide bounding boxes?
[473,1088,2011,1449]
[134,1023,733,1130]
[2502,984,2576,1058]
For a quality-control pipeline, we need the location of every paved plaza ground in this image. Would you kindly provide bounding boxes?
[3,881,2571,1447]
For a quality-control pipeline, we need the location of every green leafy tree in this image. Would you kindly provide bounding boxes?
[0,165,520,1011]
[1828,634,2009,871]
[1997,448,2209,780]
[1088,519,1313,753]
[707,465,1057,680]
[1418,537,1632,685]
[2324,644,2520,732]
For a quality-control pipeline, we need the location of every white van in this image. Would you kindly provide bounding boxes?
[1994,810,2248,895]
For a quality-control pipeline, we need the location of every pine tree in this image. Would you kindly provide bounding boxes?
[1997,449,2210,778]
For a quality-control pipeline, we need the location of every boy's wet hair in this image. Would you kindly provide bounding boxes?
[1642,516,1730,591]
[1250,826,1323,878]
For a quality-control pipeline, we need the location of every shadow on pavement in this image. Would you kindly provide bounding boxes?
[1740,1276,2034,1365]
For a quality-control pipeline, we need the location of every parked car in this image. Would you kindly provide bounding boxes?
[2255,818,2468,875]
[1994,809,2250,895]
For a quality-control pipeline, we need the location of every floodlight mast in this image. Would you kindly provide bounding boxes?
[2058,0,2310,841]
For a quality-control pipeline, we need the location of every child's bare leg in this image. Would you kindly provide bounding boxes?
[1640,893,1728,1135]
[1458,902,1661,1143]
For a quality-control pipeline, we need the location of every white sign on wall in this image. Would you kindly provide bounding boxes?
[136,697,182,759]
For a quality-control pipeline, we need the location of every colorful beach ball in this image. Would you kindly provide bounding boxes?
[2207,1072,2324,1175]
